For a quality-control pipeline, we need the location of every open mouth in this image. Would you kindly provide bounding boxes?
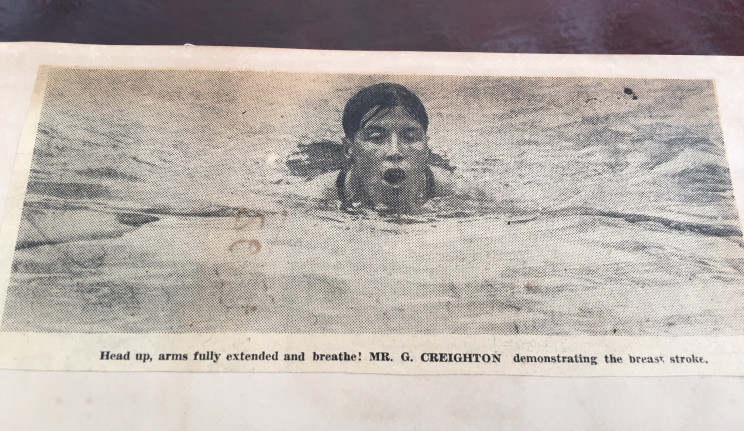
[382,167,406,185]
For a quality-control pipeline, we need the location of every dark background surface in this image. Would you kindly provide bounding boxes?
[1,0,743,55]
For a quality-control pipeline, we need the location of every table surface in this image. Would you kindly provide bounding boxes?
[1,0,743,55]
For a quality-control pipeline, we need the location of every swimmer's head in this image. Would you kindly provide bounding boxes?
[342,83,428,139]
[342,83,431,211]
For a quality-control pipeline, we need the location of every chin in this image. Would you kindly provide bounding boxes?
[347,163,427,212]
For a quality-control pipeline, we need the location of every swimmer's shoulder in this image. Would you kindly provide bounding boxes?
[430,166,456,196]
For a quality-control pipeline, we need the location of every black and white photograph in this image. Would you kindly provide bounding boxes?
[2,67,743,335]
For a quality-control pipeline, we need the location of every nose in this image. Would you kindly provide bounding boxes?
[385,133,404,162]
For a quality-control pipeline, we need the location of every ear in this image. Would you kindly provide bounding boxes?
[342,137,353,158]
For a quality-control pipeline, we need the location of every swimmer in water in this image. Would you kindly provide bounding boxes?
[336,83,453,214]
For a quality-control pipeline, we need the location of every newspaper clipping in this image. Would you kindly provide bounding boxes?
[0,48,743,375]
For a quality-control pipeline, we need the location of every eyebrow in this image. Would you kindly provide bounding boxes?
[361,121,424,130]
[359,125,386,133]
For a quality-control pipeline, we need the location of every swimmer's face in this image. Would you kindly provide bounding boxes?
[344,105,429,188]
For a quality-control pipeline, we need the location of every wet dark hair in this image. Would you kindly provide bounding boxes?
[342,83,428,138]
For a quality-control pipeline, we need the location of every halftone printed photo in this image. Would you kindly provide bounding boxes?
[2,66,742,336]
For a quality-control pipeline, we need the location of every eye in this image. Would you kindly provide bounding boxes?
[401,129,424,141]
[360,128,387,142]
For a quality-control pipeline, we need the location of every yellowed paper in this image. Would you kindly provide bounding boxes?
[1,43,743,375]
